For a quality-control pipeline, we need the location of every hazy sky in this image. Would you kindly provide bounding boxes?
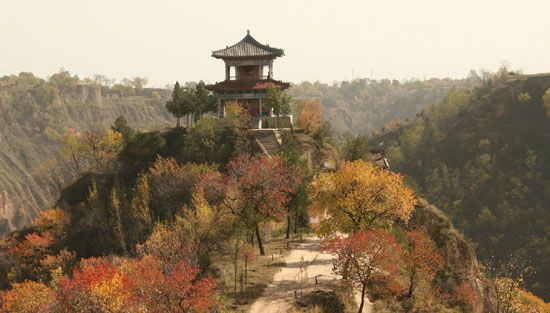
[2,0,549,87]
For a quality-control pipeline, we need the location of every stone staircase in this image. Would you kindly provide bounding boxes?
[250,129,281,155]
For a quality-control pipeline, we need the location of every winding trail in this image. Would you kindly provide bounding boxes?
[248,236,373,313]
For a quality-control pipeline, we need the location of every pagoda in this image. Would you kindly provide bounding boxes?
[206,30,291,129]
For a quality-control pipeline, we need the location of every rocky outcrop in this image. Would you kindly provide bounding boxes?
[408,199,496,313]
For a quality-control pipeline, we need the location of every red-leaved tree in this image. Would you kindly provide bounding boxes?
[322,230,404,313]
[402,230,444,299]
[52,257,217,313]
[206,154,302,255]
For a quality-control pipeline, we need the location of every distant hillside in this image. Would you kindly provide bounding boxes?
[0,72,173,235]
[375,72,550,300]
[288,77,473,135]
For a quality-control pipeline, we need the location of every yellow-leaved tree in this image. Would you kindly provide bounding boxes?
[309,159,416,235]
[297,99,322,134]
[181,187,233,261]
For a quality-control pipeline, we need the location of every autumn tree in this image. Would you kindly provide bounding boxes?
[181,187,234,266]
[148,156,217,220]
[56,132,86,180]
[137,221,194,268]
[265,83,291,128]
[296,98,322,134]
[81,129,124,171]
[109,175,153,253]
[322,230,404,313]
[0,280,55,313]
[309,159,416,235]
[51,256,217,313]
[33,207,70,244]
[514,289,550,313]
[221,154,302,255]
[48,69,79,93]
[483,254,535,313]
[222,101,251,153]
[401,230,444,299]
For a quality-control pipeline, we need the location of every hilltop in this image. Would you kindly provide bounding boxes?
[0,113,501,311]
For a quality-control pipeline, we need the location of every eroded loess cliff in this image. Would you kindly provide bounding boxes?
[0,81,173,235]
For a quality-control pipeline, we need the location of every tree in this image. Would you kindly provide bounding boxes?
[48,69,79,93]
[543,88,550,118]
[309,159,416,235]
[517,92,531,103]
[111,115,135,142]
[165,81,193,127]
[0,281,55,313]
[181,187,234,264]
[122,76,148,89]
[240,242,255,285]
[122,257,217,312]
[296,99,322,134]
[483,254,535,313]
[322,230,404,313]
[221,154,302,255]
[33,207,70,243]
[148,156,217,219]
[93,74,113,86]
[277,131,311,238]
[81,129,124,171]
[401,230,444,299]
[341,132,371,161]
[193,80,218,120]
[183,118,223,163]
[222,101,252,155]
[56,133,86,180]
[7,232,54,283]
[265,83,291,128]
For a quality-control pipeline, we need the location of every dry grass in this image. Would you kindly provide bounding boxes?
[212,229,306,313]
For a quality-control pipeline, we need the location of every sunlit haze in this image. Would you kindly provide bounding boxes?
[2,0,550,87]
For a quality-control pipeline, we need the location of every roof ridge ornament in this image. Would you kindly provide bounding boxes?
[247,29,250,35]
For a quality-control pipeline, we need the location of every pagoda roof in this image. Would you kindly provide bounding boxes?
[212,31,284,59]
[206,79,290,92]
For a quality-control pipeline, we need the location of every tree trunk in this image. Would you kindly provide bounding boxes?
[408,280,414,298]
[176,116,181,128]
[286,215,291,239]
[245,259,248,285]
[255,224,265,255]
[234,243,239,299]
[294,211,299,234]
[358,282,367,313]
[277,113,280,129]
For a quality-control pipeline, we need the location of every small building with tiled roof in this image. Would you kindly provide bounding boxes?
[207,30,291,128]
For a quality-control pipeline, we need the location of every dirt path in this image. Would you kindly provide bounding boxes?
[248,236,373,313]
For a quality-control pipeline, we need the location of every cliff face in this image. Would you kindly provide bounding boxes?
[0,84,174,235]
[409,199,496,313]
